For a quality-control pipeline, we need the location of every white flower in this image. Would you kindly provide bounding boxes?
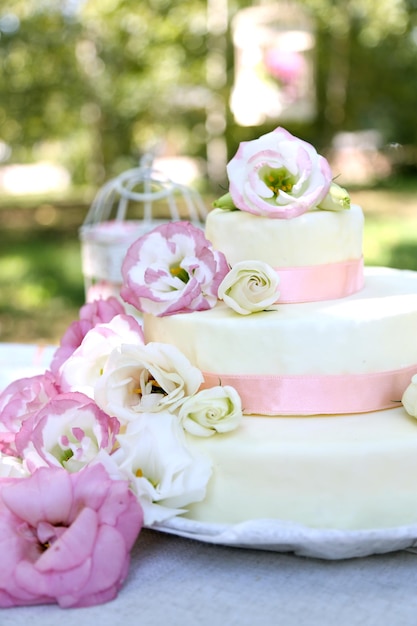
[94,342,204,423]
[0,452,28,478]
[218,260,280,315]
[178,385,242,437]
[112,412,212,525]
[402,375,417,417]
[58,314,145,398]
[317,182,351,211]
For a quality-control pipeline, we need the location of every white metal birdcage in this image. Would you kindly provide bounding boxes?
[79,156,208,302]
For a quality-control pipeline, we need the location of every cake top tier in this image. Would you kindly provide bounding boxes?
[121,126,363,316]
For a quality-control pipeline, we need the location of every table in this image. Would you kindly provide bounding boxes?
[2,528,417,625]
[2,344,417,624]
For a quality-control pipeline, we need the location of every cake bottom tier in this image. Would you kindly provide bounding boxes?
[183,406,417,530]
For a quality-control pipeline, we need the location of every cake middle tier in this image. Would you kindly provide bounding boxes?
[143,267,417,415]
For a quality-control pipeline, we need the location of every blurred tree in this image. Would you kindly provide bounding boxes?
[0,2,87,168]
[1,0,417,190]
[78,0,211,182]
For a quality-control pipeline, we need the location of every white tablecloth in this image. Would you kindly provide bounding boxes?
[2,343,417,623]
[2,528,417,625]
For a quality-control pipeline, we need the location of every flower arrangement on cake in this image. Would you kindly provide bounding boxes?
[1,126,416,608]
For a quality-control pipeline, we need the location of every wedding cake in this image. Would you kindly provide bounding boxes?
[122,127,417,531]
[3,126,417,608]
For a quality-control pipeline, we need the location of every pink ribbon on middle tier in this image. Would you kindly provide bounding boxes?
[200,365,417,416]
[275,257,364,303]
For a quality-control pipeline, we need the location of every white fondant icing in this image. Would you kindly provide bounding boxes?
[143,267,417,380]
[183,407,417,530]
[142,202,417,532]
[205,204,364,267]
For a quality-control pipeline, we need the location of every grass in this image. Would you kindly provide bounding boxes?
[0,198,87,344]
[1,181,417,344]
[351,186,417,270]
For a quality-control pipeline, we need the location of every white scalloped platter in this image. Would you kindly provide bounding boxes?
[151,517,417,560]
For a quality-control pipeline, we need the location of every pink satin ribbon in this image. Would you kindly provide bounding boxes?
[201,365,417,415]
[275,257,364,303]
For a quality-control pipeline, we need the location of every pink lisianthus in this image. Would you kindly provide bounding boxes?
[0,371,59,456]
[120,221,229,316]
[50,296,126,375]
[15,392,120,474]
[224,126,332,219]
[79,296,126,325]
[0,464,143,608]
[58,314,144,397]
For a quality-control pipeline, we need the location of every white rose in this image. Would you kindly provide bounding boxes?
[113,412,212,525]
[178,385,242,437]
[218,260,280,315]
[402,375,417,417]
[94,342,204,423]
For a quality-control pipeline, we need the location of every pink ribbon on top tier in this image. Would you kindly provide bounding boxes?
[275,257,364,303]
[201,364,417,416]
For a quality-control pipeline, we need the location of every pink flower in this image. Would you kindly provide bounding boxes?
[226,126,332,219]
[79,296,126,325]
[50,297,125,375]
[121,221,229,316]
[15,392,120,473]
[0,372,59,456]
[0,464,143,608]
[264,49,305,84]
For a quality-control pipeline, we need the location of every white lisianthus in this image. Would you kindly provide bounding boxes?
[112,412,212,525]
[178,385,242,437]
[58,314,145,398]
[218,260,280,315]
[0,452,28,478]
[94,342,204,423]
[402,375,417,418]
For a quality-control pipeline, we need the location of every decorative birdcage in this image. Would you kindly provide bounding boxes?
[79,156,208,302]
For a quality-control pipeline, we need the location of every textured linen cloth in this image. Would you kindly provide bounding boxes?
[3,528,417,626]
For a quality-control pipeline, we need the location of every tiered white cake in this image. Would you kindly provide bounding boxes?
[139,128,417,530]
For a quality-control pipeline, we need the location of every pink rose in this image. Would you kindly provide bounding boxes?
[0,372,59,456]
[226,126,332,219]
[50,297,126,375]
[0,464,143,608]
[121,221,229,316]
[15,392,120,473]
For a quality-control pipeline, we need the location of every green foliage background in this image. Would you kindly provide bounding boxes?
[1,0,417,343]
[2,0,417,187]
